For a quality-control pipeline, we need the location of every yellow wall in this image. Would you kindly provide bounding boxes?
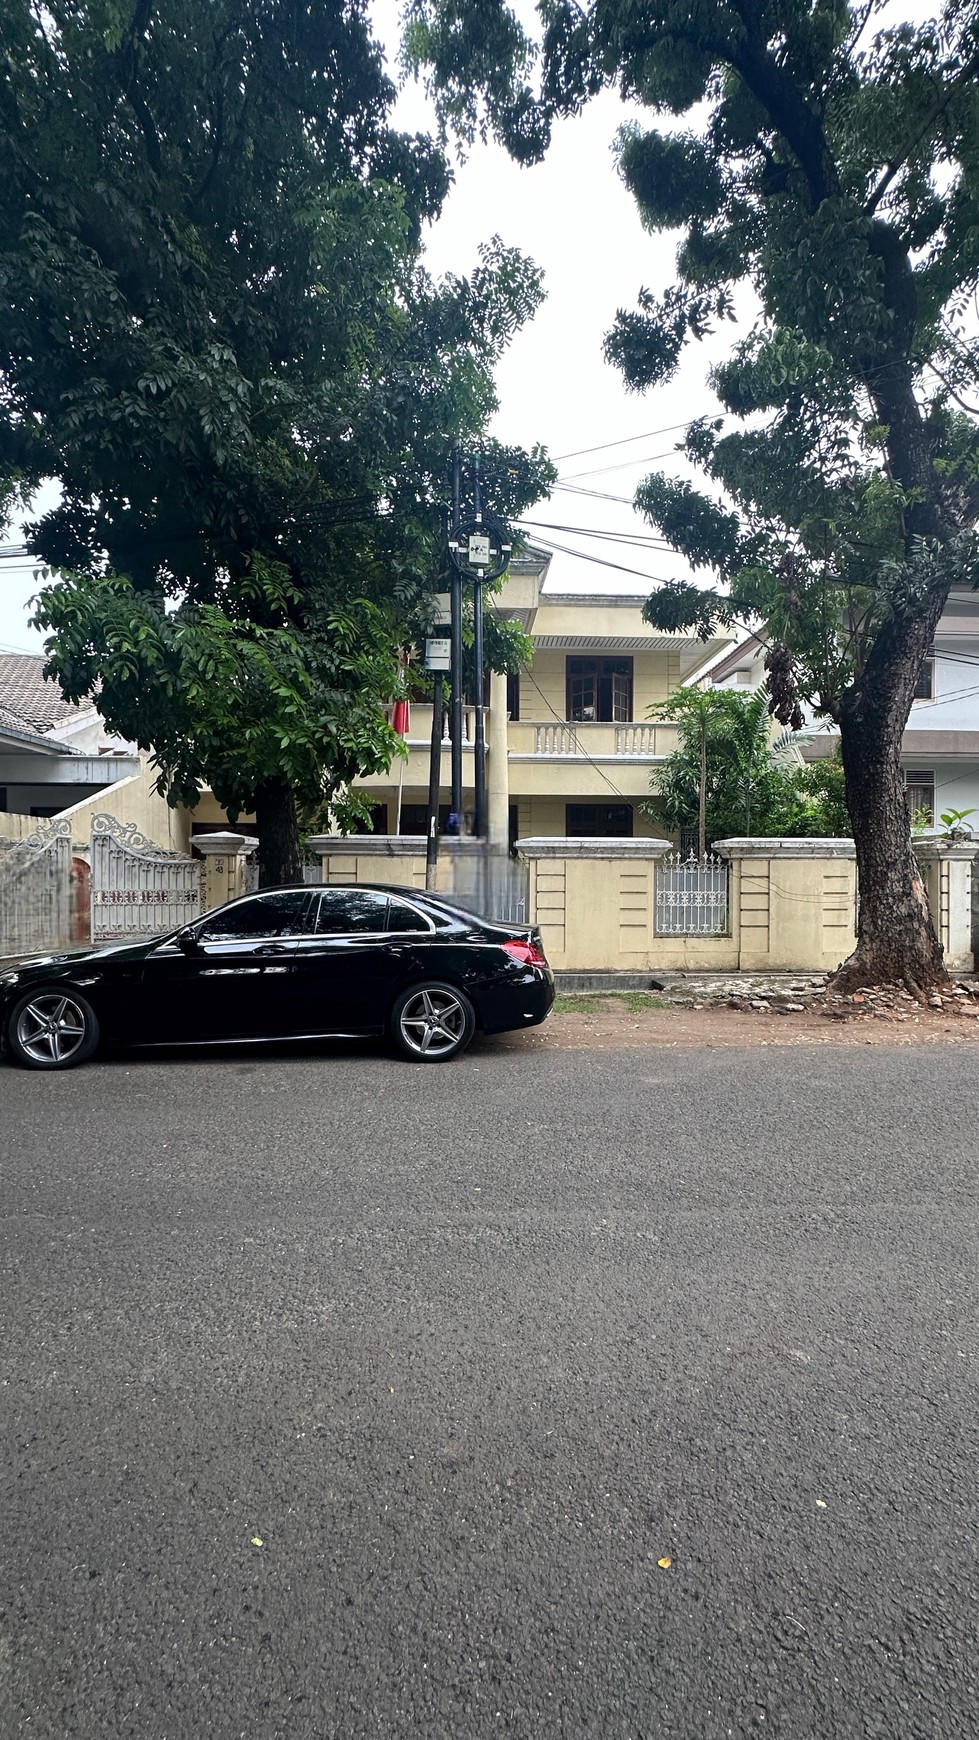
[1,760,192,854]
[522,845,862,973]
[519,648,681,722]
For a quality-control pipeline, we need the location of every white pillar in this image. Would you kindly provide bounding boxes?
[487,667,510,851]
[194,831,249,911]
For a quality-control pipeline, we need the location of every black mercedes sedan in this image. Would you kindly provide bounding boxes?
[0,884,554,1070]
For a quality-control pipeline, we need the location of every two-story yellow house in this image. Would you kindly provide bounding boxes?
[345,546,735,847]
[189,546,734,849]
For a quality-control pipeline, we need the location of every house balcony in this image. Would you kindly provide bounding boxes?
[355,709,680,802]
[508,719,680,761]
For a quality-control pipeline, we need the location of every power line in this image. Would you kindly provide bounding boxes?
[553,483,647,507]
[559,447,692,483]
[516,533,680,587]
[516,518,676,550]
[551,418,720,464]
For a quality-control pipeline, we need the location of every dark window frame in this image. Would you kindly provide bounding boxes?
[566,803,635,838]
[913,659,935,701]
[905,768,935,824]
[566,655,633,723]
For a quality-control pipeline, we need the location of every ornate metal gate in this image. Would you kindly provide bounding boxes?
[0,818,73,956]
[90,814,204,943]
[655,850,730,936]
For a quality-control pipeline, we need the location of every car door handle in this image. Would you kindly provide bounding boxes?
[255,943,287,955]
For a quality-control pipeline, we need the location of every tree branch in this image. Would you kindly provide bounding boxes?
[864,48,979,215]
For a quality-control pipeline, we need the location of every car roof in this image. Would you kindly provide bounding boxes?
[237,882,479,919]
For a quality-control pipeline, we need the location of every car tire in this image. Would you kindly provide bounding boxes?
[390,980,476,1062]
[6,986,100,1070]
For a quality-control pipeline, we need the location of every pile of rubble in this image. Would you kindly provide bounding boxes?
[724,980,979,1023]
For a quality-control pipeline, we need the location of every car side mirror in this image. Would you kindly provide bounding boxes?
[176,926,202,956]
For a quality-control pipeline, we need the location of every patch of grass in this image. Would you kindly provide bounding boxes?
[552,992,668,1014]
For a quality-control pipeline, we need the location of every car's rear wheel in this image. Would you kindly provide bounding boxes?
[6,987,100,1070]
[390,981,475,1062]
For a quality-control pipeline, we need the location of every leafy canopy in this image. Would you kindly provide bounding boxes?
[651,686,849,842]
[406,0,979,725]
[1,0,553,834]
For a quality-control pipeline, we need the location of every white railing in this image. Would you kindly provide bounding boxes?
[91,814,204,941]
[655,851,730,936]
[519,721,677,758]
[614,723,658,755]
[0,819,73,955]
[534,723,579,755]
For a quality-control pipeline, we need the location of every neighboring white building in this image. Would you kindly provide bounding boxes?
[709,589,979,830]
[0,653,139,820]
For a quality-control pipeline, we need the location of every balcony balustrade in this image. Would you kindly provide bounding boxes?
[508,720,680,759]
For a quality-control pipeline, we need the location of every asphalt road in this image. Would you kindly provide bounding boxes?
[3,1036,978,1740]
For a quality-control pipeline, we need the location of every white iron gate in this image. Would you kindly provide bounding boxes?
[655,850,730,936]
[0,819,73,955]
[90,814,204,942]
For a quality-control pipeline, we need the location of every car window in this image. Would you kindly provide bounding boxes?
[312,889,391,935]
[200,891,312,940]
[386,899,432,933]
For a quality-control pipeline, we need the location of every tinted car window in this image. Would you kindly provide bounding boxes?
[201,892,312,940]
[386,899,432,933]
[313,889,391,935]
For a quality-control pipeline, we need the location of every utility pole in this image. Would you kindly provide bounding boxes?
[425,675,444,890]
[471,455,487,840]
[423,600,451,890]
[449,442,464,835]
[446,453,512,839]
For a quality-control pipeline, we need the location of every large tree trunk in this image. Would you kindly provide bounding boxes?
[830,591,951,995]
[254,775,303,887]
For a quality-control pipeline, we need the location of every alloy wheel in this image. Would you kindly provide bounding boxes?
[14,993,90,1065]
[398,987,468,1058]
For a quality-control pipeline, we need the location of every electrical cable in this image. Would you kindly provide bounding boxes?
[551,418,722,463]
[558,447,693,483]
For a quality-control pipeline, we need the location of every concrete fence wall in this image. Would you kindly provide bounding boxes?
[517,836,976,974]
[298,832,977,975]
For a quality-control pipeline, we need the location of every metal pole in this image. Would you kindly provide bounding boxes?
[472,570,486,838]
[425,676,443,890]
[449,443,463,834]
[470,454,486,838]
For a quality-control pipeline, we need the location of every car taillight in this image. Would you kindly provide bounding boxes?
[501,938,548,968]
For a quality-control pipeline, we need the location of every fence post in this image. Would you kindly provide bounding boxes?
[194,832,250,912]
[912,839,978,971]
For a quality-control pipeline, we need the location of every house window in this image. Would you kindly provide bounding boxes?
[566,657,633,722]
[399,802,455,836]
[566,803,634,837]
[905,769,935,826]
[913,659,934,700]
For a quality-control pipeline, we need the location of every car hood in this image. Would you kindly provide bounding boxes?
[2,938,158,976]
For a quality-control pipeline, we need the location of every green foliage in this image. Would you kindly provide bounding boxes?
[0,0,554,848]
[408,0,979,720]
[939,806,976,841]
[616,127,723,230]
[650,688,850,841]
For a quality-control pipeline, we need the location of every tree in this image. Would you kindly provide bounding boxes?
[653,687,795,848]
[406,0,979,991]
[0,0,552,883]
[651,686,847,846]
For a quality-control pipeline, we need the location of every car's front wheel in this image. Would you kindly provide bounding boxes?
[390,981,475,1062]
[6,987,100,1070]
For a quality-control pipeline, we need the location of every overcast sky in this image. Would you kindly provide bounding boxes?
[0,3,744,652]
